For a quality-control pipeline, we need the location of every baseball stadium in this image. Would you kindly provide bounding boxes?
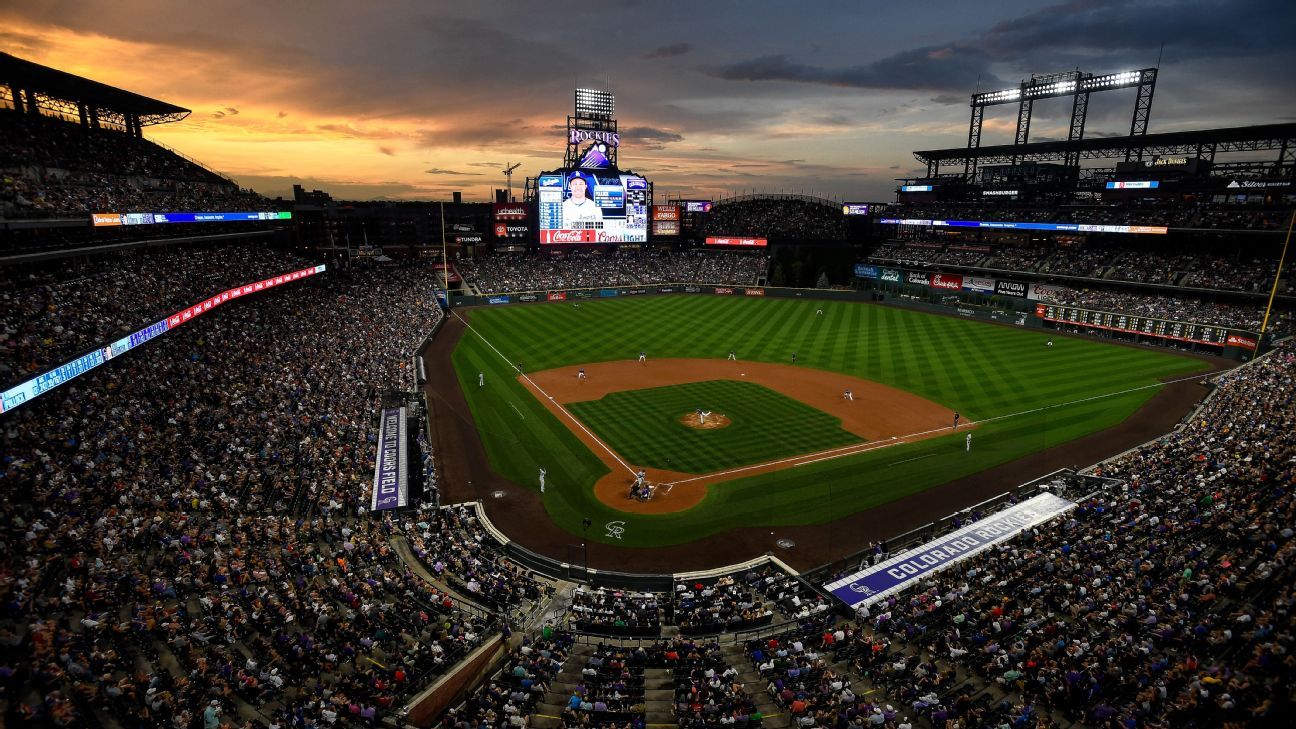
[2,4,1295,728]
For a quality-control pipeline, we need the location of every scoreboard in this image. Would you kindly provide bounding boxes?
[1035,304,1233,346]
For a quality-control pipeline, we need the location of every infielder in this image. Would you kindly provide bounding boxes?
[966,432,972,452]
[638,350,646,364]
[791,352,797,364]
[727,350,737,361]
[478,372,484,387]
[538,467,547,493]
[577,368,586,381]
[952,412,960,431]
[844,389,853,401]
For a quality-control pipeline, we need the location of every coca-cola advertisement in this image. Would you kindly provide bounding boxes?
[547,291,568,301]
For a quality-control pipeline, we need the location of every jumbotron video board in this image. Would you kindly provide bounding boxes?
[537,170,648,243]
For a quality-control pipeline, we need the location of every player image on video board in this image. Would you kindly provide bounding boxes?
[538,169,648,243]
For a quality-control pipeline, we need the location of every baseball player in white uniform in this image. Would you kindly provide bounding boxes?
[638,350,646,363]
[478,372,484,387]
[539,467,547,493]
[966,432,972,452]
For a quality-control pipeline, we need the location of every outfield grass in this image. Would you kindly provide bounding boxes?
[566,379,862,474]
[450,296,1208,547]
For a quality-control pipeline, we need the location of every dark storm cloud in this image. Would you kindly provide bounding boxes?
[620,126,684,143]
[708,1,1291,95]
[706,46,1005,92]
[644,42,693,59]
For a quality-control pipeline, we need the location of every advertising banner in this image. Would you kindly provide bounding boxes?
[652,205,681,221]
[683,285,701,293]
[963,276,995,293]
[854,264,880,279]
[540,229,597,243]
[744,288,766,297]
[1027,283,1067,301]
[652,220,681,236]
[547,291,568,301]
[573,290,594,299]
[1226,334,1258,350]
[880,268,902,283]
[714,287,736,295]
[878,218,1168,235]
[599,288,619,298]
[930,273,963,290]
[493,203,529,220]
[683,200,713,213]
[824,493,1076,609]
[842,203,870,215]
[657,287,675,293]
[905,271,930,286]
[487,295,512,305]
[371,407,408,511]
[705,237,768,247]
[623,288,648,295]
[517,293,540,302]
[995,280,1028,298]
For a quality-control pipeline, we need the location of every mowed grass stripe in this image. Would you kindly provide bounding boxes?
[567,379,861,474]
[455,297,1210,546]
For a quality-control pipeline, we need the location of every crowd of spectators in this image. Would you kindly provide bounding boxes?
[1034,284,1293,335]
[669,639,759,728]
[1,110,278,219]
[405,504,553,616]
[0,244,314,388]
[868,239,1292,295]
[889,202,1289,232]
[568,588,662,636]
[444,629,574,729]
[0,261,488,726]
[458,252,768,294]
[839,339,1296,727]
[700,198,847,241]
[672,578,772,636]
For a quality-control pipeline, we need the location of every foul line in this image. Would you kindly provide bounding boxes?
[889,453,937,466]
[661,370,1207,486]
[454,311,637,477]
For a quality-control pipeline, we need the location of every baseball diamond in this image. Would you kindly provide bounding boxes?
[441,295,1208,549]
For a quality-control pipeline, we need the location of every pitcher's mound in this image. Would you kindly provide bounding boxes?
[679,412,731,430]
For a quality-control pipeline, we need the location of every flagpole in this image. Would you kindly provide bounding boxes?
[1259,209,1295,339]
[440,201,450,311]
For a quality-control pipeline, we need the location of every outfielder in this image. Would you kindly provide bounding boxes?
[538,467,547,493]
[966,432,972,452]
[478,372,484,387]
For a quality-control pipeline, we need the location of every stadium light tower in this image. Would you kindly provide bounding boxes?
[962,67,1158,177]
[502,162,520,202]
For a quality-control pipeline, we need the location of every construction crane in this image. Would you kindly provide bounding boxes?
[502,162,521,202]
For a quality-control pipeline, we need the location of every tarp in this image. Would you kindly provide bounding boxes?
[823,492,1076,609]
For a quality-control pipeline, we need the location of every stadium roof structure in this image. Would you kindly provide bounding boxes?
[1,52,189,136]
[915,123,1296,178]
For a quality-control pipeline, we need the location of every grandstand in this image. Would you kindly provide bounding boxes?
[1,50,1293,729]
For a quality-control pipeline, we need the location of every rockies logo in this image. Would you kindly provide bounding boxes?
[604,521,626,540]
[848,583,874,595]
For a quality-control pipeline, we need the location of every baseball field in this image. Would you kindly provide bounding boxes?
[447,295,1208,548]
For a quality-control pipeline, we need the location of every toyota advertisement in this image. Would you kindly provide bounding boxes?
[493,203,531,239]
[537,170,648,243]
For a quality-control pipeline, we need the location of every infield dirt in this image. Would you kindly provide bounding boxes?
[520,358,964,514]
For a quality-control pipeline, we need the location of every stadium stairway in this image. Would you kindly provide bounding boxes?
[530,641,594,729]
[719,643,791,729]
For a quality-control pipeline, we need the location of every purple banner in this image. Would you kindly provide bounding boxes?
[824,493,1075,609]
[371,407,408,511]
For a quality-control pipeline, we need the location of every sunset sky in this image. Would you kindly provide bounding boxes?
[4,0,1293,202]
